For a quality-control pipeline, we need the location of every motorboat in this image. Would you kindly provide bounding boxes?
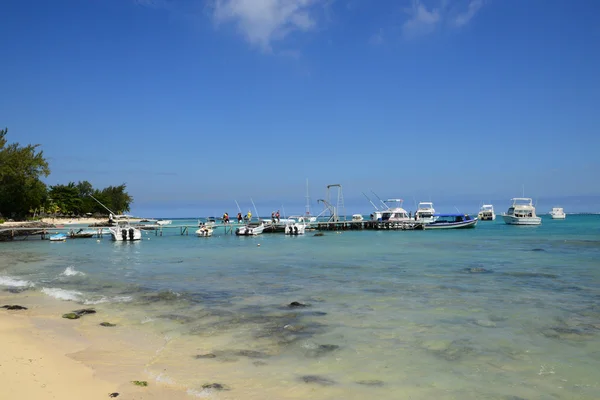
[156,220,172,226]
[549,207,566,219]
[370,199,412,222]
[284,222,306,235]
[415,202,436,223]
[69,228,95,238]
[501,198,541,225]
[49,233,67,242]
[352,214,364,221]
[477,204,496,221]
[235,222,265,236]
[424,214,478,229]
[108,215,142,241]
[195,223,213,237]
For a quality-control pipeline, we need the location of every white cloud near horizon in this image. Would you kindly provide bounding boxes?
[212,0,326,51]
[402,0,485,38]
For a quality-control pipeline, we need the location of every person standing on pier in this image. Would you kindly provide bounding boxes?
[223,212,229,224]
[271,212,275,223]
[237,212,243,223]
[247,210,252,222]
[276,210,280,223]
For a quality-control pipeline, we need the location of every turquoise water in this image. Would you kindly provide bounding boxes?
[2,215,600,399]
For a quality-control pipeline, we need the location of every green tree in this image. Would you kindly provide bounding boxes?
[0,128,50,218]
[48,182,82,215]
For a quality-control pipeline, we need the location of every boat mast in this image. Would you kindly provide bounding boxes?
[89,195,116,216]
[362,192,380,211]
[305,179,311,216]
[250,198,259,222]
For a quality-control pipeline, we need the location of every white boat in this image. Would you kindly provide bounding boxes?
[549,207,566,219]
[415,202,436,223]
[156,220,172,226]
[425,214,478,229]
[195,224,214,237]
[477,204,496,221]
[91,196,143,241]
[352,214,364,221]
[284,222,306,235]
[49,233,67,242]
[235,222,265,236]
[501,198,541,225]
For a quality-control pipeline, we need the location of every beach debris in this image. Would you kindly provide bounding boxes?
[108,393,119,398]
[289,301,307,308]
[356,380,384,387]
[313,232,324,236]
[62,308,97,319]
[194,353,217,359]
[1,305,28,310]
[131,380,148,387]
[99,322,116,327]
[301,375,336,386]
[202,383,229,391]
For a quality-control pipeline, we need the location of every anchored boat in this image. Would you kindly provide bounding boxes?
[502,198,541,225]
[425,214,478,229]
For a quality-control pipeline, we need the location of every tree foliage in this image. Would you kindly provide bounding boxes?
[0,129,134,219]
[0,128,50,218]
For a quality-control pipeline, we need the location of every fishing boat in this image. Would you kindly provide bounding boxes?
[424,214,478,229]
[235,222,265,236]
[49,233,67,242]
[69,228,95,238]
[415,202,436,223]
[195,223,213,237]
[477,204,496,221]
[501,198,541,225]
[90,195,143,241]
[549,207,566,219]
[284,222,306,235]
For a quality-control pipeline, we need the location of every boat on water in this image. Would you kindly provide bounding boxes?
[549,207,566,219]
[370,199,412,222]
[109,216,143,241]
[415,202,436,223]
[195,223,214,237]
[156,220,172,226]
[235,222,265,236]
[284,222,306,235]
[477,204,496,221]
[69,228,95,238]
[501,198,541,225]
[49,233,67,242]
[425,214,478,229]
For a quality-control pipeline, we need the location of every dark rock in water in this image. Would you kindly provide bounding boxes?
[131,380,148,387]
[253,360,268,366]
[108,393,119,398]
[194,353,217,359]
[356,380,384,387]
[62,313,80,320]
[289,301,307,308]
[234,349,270,359]
[73,308,97,316]
[531,248,545,252]
[313,232,325,237]
[463,267,493,274]
[301,375,336,386]
[202,383,229,391]
[100,322,116,327]
[306,344,340,358]
[2,305,28,310]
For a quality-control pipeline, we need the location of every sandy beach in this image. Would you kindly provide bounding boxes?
[0,217,144,228]
[0,295,191,400]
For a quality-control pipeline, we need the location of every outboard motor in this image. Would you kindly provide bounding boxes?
[121,229,127,240]
[129,228,134,240]
[294,226,299,235]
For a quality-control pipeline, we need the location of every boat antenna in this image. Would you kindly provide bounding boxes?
[370,190,387,209]
[305,179,311,216]
[362,192,379,211]
[234,200,242,214]
[454,206,462,214]
[89,194,116,216]
[250,198,259,222]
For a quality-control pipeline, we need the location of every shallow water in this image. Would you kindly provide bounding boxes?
[2,215,600,399]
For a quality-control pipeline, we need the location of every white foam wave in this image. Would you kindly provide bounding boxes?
[83,295,133,305]
[61,266,85,277]
[0,276,34,288]
[41,287,83,302]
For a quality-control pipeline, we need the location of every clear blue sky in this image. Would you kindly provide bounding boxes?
[2,0,599,216]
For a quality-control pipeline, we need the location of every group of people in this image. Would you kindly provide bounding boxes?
[222,211,253,224]
[271,210,280,223]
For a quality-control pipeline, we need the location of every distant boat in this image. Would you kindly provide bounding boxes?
[284,222,306,235]
[424,214,478,229]
[235,222,265,236]
[49,233,67,242]
[549,207,566,219]
[415,202,436,223]
[502,198,541,225]
[195,223,213,237]
[477,204,496,221]
[156,220,172,226]
[69,229,95,239]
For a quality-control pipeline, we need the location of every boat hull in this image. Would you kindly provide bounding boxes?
[502,215,541,225]
[550,214,566,219]
[195,228,213,237]
[49,233,67,242]
[235,224,264,236]
[425,219,478,230]
[284,223,306,235]
[109,227,143,241]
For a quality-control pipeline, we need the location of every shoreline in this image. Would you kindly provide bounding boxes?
[1,217,144,228]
